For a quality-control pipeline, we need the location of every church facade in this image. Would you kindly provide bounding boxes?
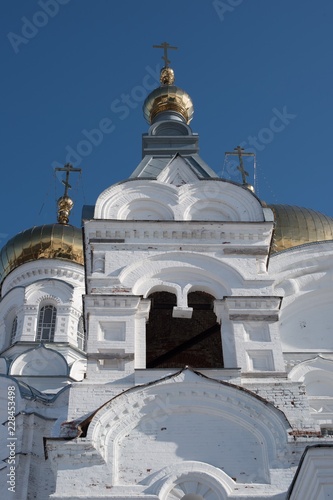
[1,50,333,499]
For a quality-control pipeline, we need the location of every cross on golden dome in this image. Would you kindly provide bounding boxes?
[55,163,81,224]
[153,42,178,68]
[55,163,81,198]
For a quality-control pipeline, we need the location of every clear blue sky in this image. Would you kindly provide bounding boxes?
[1,0,333,245]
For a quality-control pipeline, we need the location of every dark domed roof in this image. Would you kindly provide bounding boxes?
[0,224,84,286]
[269,204,333,253]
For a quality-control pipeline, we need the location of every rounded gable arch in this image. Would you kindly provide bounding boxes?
[94,180,178,220]
[119,252,245,298]
[118,198,174,220]
[9,345,69,376]
[24,279,74,305]
[289,356,333,396]
[179,181,264,222]
[87,369,290,486]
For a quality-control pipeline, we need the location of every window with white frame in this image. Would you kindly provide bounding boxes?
[37,305,57,342]
[77,315,85,350]
[10,316,18,344]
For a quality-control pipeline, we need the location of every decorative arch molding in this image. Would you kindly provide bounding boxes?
[143,282,180,299]
[94,178,265,222]
[87,368,290,485]
[274,270,333,299]
[24,279,74,305]
[289,356,333,396]
[184,199,238,221]
[94,180,178,220]
[179,181,264,222]
[270,243,333,279]
[136,268,225,302]
[146,461,235,500]
[9,345,69,376]
[118,198,174,221]
[119,252,245,298]
[36,294,61,307]
[69,358,87,381]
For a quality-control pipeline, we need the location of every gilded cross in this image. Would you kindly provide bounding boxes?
[153,42,178,67]
[55,163,81,197]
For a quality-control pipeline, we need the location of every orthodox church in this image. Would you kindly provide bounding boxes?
[1,45,333,499]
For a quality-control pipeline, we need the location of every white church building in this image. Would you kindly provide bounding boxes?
[1,47,333,499]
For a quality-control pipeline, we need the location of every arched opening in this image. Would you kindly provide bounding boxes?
[36,305,57,342]
[146,291,223,368]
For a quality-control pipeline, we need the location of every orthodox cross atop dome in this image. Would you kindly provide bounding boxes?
[55,163,81,197]
[55,163,81,224]
[153,41,178,68]
[153,42,178,85]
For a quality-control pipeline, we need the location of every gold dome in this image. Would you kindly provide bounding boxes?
[143,64,194,125]
[143,84,194,124]
[0,224,84,286]
[269,204,333,253]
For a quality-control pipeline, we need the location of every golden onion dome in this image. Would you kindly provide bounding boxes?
[0,224,84,286]
[269,204,333,253]
[143,66,194,124]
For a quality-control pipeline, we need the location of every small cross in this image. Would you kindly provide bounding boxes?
[55,163,81,197]
[225,146,255,185]
[153,41,178,67]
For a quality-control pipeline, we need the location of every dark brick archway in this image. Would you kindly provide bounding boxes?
[146,291,223,368]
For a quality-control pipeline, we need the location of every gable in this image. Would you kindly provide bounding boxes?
[86,369,291,486]
[157,154,202,186]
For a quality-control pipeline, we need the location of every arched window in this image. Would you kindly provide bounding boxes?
[10,316,18,344]
[146,291,223,368]
[37,305,57,342]
[77,315,85,350]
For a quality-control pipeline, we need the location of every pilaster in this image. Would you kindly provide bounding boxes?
[217,297,285,373]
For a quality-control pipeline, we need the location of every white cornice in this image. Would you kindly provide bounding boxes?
[2,260,85,296]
